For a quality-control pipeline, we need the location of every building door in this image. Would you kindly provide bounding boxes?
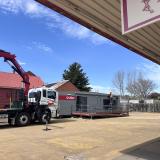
[76,96,87,112]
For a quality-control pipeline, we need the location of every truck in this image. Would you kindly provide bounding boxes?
[0,50,57,126]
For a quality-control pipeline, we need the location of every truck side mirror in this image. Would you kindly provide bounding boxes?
[51,93,56,100]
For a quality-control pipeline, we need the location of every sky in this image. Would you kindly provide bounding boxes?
[0,0,160,93]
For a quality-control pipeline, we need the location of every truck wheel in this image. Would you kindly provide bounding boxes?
[8,118,12,126]
[15,112,31,127]
[39,110,51,124]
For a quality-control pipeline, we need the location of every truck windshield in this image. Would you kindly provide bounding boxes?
[29,92,36,98]
[48,91,56,99]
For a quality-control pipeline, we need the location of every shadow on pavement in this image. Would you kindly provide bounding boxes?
[0,118,76,130]
[115,137,160,160]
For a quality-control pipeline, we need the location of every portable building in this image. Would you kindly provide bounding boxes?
[56,91,129,117]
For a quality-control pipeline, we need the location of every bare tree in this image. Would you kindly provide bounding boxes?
[126,71,156,99]
[112,70,125,97]
[136,75,156,99]
[126,71,137,97]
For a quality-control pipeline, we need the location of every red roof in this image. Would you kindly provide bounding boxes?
[0,72,44,89]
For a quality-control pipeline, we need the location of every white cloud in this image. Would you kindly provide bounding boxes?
[0,0,23,14]
[136,62,160,92]
[62,22,90,39]
[90,84,113,93]
[25,41,53,53]
[25,1,40,14]
[60,21,113,45]
[32,41,53,53]
[0,0,42,15]
[0,0,113,45]
[136,63,160,82]
[17,59,26,65]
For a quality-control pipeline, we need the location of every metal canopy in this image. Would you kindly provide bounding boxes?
[37,0,160,64]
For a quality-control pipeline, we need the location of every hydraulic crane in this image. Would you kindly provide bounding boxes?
[0,50,55,126]
[0,50,30,97]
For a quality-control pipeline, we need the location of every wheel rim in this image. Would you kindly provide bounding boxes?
[20,115,28,125]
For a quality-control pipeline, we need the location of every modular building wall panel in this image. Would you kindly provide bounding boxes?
[57,92,76,116]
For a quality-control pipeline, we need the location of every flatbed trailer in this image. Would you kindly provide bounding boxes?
[0,108,22,114]
[0,104,52,126]
[0,108,24,120]
[72,112,129,118]
[0,108,25,125]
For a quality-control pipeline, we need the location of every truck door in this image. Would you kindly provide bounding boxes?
[47,90,57,117]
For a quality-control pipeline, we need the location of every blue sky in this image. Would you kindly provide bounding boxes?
[0,0,160,93]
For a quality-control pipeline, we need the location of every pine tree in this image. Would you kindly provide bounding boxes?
[62,62,91,92]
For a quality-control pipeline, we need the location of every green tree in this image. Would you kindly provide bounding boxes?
[63,62,91,91]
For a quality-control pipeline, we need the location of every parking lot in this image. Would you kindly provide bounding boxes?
[0,112,160,160]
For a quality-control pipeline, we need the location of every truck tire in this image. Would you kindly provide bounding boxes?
[15,112,31,127]
[39,110,51,124]
[8,118,12,126]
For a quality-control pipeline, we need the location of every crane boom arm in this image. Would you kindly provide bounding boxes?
[0,50,30,96]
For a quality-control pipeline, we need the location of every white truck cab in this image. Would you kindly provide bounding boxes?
[28,87,58,117]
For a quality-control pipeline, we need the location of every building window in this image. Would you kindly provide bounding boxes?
[103,98,111,109]
[103,98,110,105]
[76,96,87,112]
